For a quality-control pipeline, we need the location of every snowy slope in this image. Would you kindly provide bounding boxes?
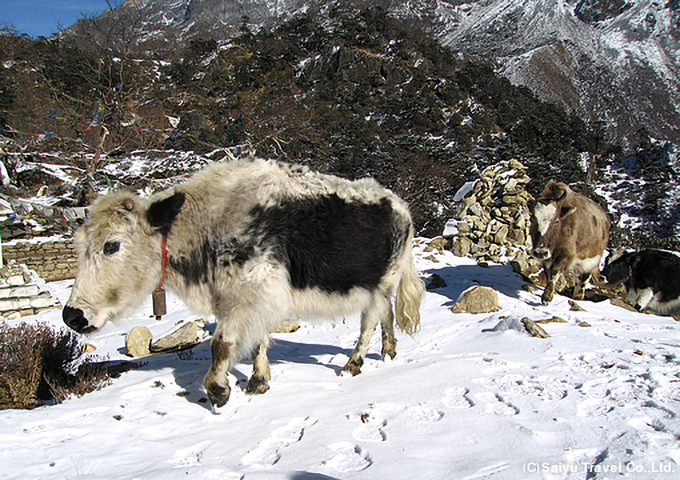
[1,240,679,479]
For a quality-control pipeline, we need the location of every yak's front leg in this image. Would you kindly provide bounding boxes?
[204,331,232,408]
[344,293,390,376]
[246,337,271,395]
[541,265,558,305]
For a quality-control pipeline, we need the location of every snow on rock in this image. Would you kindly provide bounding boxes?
[0,242,680,479]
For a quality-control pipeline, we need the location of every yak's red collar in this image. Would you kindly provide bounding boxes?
[153,235,170,320]
[157,234,170,290]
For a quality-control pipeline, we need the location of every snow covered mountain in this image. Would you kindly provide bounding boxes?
[97,0,679,150]
[426,0,680,151]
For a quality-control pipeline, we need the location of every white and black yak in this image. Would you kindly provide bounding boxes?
[63,158,426,407]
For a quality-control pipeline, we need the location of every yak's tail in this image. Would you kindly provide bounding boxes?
[394,233,426,336]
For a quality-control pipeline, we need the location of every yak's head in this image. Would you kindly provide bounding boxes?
[63,191,185,333]
[600,250,635,286]
[529,180,575,261]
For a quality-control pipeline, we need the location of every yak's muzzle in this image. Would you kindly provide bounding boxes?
[63,306,97,334]
[531,248,551,261]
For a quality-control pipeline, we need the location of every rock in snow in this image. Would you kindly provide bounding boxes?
[126,326,153,358]
[451,285,500,314]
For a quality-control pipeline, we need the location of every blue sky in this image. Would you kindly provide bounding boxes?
[0,1,121,38]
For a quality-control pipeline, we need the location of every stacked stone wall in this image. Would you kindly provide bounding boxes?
[2,240,77,282]
[0,261,58,319]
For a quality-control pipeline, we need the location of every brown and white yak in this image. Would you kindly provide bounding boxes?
[529,180,610,305]
[63,158,426,408]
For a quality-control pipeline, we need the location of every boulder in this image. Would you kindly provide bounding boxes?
[424,237,450,253]
[126,326,153,358]
[150,321,201,353]
[451,286,499,314]
[452,237,473,257]
[569,300,586,312]
[535,316,567,324]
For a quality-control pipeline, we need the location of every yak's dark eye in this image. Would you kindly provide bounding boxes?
[103,241,120,256]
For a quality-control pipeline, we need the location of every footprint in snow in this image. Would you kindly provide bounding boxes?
[350,412,387,443]
[405,403,445,422]
[443,387,474,409]
[323,442,372,473]
[476,392,519,416]
[352,424,387,443]
[241,416,317,468]
[349,401,444,443]
[168,440,212,468]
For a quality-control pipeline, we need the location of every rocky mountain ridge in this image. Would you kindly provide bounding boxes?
[85,0,679,150]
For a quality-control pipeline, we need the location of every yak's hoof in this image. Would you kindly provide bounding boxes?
[246,375,270,395]
[343,358,363,376]
[206,383,231,408]
[381,348,396,361]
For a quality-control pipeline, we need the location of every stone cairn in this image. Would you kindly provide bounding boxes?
[445,159,535,266]
[434,159,550,316]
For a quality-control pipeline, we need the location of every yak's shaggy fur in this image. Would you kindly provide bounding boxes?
[602,249,680,317]
[529,180,610,304]
[64,158,425,407]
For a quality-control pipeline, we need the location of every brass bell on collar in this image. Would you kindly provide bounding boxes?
[152,287,167,320]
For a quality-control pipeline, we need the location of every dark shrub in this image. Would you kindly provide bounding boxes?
[0,322,110,410]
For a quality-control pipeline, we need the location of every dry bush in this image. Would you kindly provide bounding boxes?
[0,322,110,410]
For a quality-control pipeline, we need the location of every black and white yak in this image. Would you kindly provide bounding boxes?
[602,249,680,318]
[62,158,426,407]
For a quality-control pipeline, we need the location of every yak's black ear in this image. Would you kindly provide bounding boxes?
[147,191,186,235]
[630,252,643,271]
[560,205,576,218]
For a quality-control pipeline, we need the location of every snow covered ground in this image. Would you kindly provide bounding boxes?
[1,240,680,479]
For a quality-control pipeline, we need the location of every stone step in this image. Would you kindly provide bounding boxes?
[0,292,56,311]
[0,284,40,299]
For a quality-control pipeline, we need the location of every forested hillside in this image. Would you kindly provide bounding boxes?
[1,6,675,246]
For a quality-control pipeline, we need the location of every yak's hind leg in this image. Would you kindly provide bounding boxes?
[344,291,391,376]
[572,271,591,300]
[246,337,271,395]
[380,297,397,360]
